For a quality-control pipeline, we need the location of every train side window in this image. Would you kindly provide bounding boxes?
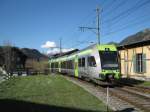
[82,58,85,67]
[69,60,73,69]
[88,56,96,67]
[78,58,82,67]
[55,62,58,68]
[78,58,85,67]
[51,63,54,68]
[63,61,66,69]
[67,60,70,69]
[54,62,56,68]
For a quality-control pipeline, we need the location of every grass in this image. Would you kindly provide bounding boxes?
[0,75,109,112]
[140,81,150,87]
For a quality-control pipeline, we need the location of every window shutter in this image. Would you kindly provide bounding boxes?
[142,54,146,73]
[133,55,136,73]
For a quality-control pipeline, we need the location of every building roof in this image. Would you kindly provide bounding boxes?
[119,28,150,47]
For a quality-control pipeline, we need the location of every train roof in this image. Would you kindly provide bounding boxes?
[79,44,117,53]
[50,49,79,59]
[49,44,117,62]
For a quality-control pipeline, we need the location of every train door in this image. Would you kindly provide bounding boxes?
[87,55,97,78]
[78,57,87,78]
[82,56,89,77]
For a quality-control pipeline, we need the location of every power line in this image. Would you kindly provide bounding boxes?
[101,0,118,15]
[102,0,128,18]
[102,10,149,30]
[63,0,150,49]
[103,0,150,24]
[70,31,96,48]
[102,2,150,28]
[67,0,110,47]
[60,11,96,48]
[79,7,101,45]
[72,8,150,48]
[102,16,150,37]
[99,0,150,39]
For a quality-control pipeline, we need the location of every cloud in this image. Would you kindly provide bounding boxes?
[41,41,74,55]
[47,48,60,54]
[47,48,74,55]
[41,41,57,48]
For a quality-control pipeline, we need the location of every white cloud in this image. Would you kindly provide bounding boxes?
[41,41,57,48]
[41,41,74,55]
[47,48,60,54]
[47,48,74,55]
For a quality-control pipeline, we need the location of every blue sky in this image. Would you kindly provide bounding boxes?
[0,0,150,53]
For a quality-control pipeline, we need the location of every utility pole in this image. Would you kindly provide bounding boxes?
[96,7,100,45]
[59,38,62,56]
[79,6,101,45]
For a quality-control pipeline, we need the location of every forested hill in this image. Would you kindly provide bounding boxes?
[21,48,48,59]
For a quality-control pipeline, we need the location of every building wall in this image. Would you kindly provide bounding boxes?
[119,45,150,80]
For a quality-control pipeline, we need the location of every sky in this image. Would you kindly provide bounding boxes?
[0,0,150,54]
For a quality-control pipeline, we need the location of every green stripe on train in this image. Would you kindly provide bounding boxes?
[97,44,117,51]
[74,55,78,77]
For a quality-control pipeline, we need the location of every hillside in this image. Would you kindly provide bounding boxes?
[120,28,150,46]
[21,48,48,59]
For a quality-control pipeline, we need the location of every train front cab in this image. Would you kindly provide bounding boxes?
[97,45,120,81]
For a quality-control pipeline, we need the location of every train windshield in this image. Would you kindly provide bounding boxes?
[99,51,119,70]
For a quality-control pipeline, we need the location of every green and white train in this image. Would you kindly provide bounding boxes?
[49,44,120,82]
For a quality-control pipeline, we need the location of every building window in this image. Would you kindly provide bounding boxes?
[134,53,146,73]
[136,54,143,73]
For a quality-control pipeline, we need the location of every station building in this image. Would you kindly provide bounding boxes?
[118,29,150,81]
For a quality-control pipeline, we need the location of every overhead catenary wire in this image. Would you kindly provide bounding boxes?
[65,0,108,49]
[101,0,129,18]
[60,11,96,48]
[101,0,118,16]
[102,10,150,30]
[102,16,150,37]
[64,0,150,49]
[102,0,150,24]
[101,2,150,29]
[64,0,121,49]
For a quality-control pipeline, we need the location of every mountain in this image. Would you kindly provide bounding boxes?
[119,28,150,46]
[21,48,48,59]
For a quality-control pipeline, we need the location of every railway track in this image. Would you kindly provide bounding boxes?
[64,75,150,112]
[100,82,150,112]
[109,87,150,112]
[116,81,150,94]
